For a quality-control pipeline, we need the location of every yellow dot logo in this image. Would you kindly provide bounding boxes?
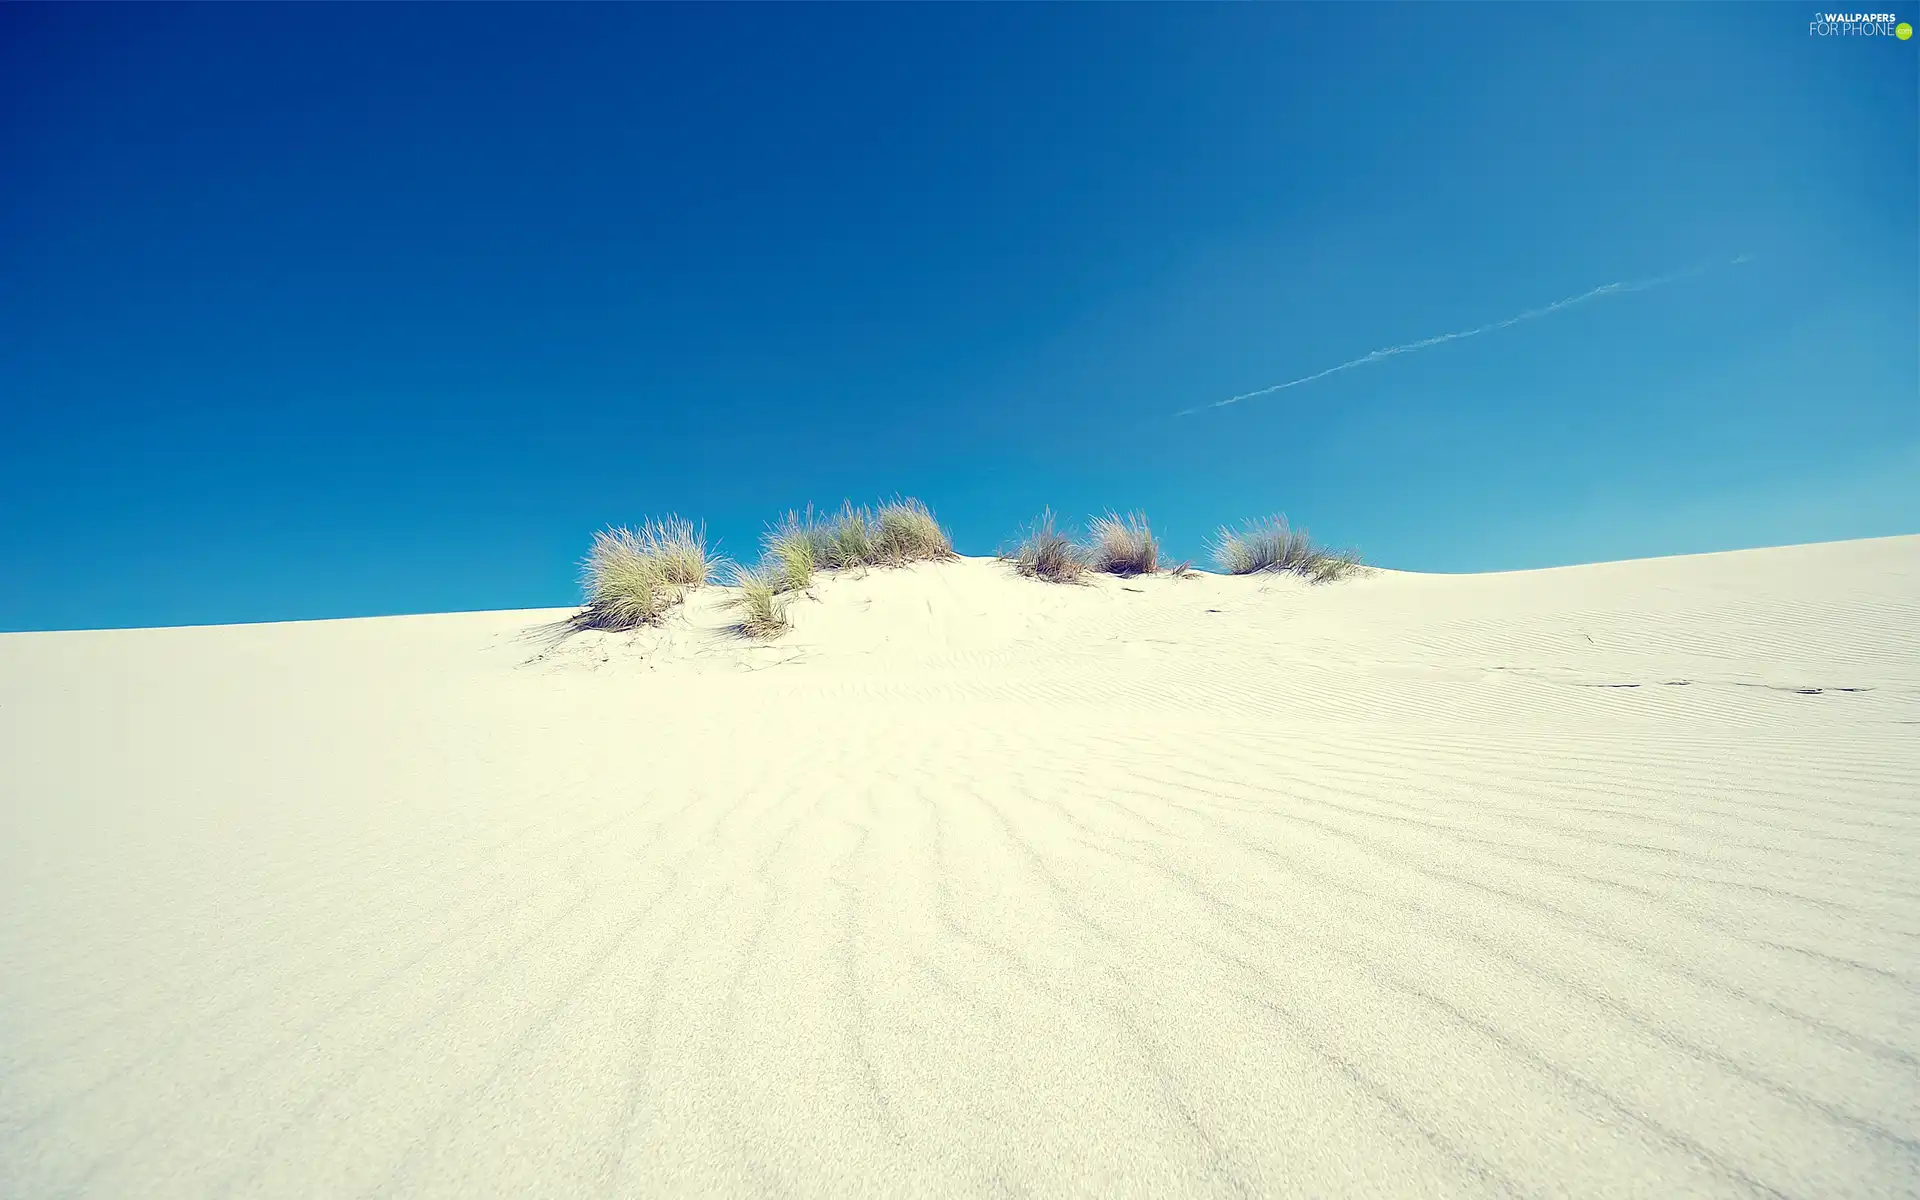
[1899,21,1914,38]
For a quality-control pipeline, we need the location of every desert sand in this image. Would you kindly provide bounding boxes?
[1,535,1916,1198]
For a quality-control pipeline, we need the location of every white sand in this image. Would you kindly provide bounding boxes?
[2,535,1916,1198]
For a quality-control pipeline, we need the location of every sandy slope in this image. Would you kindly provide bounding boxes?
[1,535,1915,1199]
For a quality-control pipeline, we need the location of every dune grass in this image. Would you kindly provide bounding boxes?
[762,509,820,593]
[872,496,955,563]
[636,515,714,589]
[573,518,713,630]
[726,497,954,639]
[815,502,877,570]
[574,501,1358,640]
[1210,515,1360,582]
[767,497,954,578]
[1305,548,1363,583]
[724,563,792,639]
[1086,510,1159,576]
[1001,509,1089,584]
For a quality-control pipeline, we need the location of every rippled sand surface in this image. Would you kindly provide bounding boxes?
[3,536,1915,1198]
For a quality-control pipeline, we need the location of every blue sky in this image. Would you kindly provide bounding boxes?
[3,4,1914,631]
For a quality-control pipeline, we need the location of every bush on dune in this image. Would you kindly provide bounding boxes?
[1210,515,1360,582]
[1304,549,1363,583]
[571,500,1362,644]
[1001,509,1089,583]
[724,563,792,639]
[872,496,956,563]
[816,503,877,570]
[573,518,713,630]
[725,496,954,639]
[1086,510,1159,576]
[762,509,820,593]
[767,497,954,578]
[636,515,714,589]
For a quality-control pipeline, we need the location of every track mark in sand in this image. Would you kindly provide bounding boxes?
[1490,666,1880,697]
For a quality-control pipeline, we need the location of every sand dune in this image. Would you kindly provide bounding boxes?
[2,535,1916,1198]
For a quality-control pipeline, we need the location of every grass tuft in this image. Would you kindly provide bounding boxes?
[761,509,820,593]
[1001,509,1089,583]
[1209,515,1360,582]
[630,515,712,588]
[872,496,957,564]
[1086,510,1159,576]
[818,502,878,570]
[574,520,712,630]
[725,563,792,638]
[764,497,954,575]
[729,496,953,637]
[1302,547,1364,583]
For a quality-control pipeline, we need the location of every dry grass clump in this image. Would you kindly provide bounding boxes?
[872,496,956,563]
[767,497,954,575]
[1001,509,1089,583]
[1210,515,1360,583]
[1302,548,1363,583]
[573,517,713,630]
[724,563,791,639]
[815,502,877,570]
[761,509,820,593]
[635,515,713,588]
[728,497,954,639]
[1086,510,1159,576]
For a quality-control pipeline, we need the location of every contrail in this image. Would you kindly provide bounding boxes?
[1177,254,1751,417]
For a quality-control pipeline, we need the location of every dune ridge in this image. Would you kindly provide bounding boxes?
[2,535,1916,1198]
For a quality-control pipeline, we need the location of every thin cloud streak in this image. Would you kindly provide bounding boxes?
[1177,255,1751,417]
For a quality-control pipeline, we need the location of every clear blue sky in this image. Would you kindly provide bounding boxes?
[3,4,1915,631]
